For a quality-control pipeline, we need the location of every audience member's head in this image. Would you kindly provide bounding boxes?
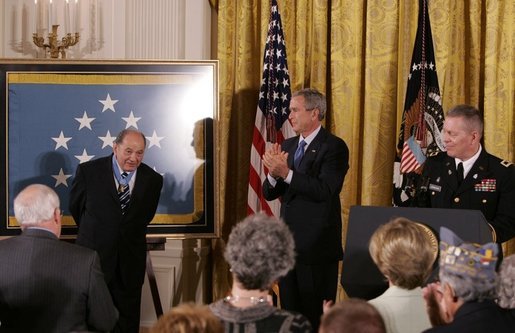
[225,213,295,291]
[438,227,498,303]
[319,298,386,333]
[150,302,223,333]
[497,254,515,309]
[14,184,62,237]
[369,217,436,289]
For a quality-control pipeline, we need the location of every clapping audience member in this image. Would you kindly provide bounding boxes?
[497,254,515,309]
[422,227,515,332]
[150,302,222,333]
[0,184,117,333]
[209,213,312,332]
[368,217,436,333]
[319,298,386,333]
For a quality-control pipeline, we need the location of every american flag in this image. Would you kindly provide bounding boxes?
[247,0,294,216]
[392,0,445,206]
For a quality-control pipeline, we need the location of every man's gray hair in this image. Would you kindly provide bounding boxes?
[14,184,60,226]
[497,254,515,309]
[224,213,295,291]
[440,271,497,303]
[293,88,327,120]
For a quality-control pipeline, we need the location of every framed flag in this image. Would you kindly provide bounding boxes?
[0,59,219,238]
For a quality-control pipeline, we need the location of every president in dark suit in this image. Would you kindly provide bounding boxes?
[419,105,515,244]
[70,129,163,333]
[0,184,118,333]
[262,88,349,329]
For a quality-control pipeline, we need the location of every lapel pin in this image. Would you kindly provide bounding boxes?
[473,174,478,179]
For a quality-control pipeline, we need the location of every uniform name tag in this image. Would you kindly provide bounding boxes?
[429,184,441,192]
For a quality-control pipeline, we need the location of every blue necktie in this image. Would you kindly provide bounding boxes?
[294,140,307,170]
[118,172,131,214]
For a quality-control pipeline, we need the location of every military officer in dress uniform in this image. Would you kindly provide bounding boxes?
[419,104,515,244]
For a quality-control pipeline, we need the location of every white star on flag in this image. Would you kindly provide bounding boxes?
[52,168,72,187]
[98,130,116,149]
[51,131,72,150]
[74,149,95,163]
[99,93,118,112]
[146,130,164,148]
[122,111,141,129]
[75,111,96,130]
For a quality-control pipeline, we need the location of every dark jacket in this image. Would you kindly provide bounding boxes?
[0,229,118,333]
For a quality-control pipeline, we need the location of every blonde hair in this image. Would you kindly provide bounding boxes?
[369,217,435,289]
[150,303,222,333]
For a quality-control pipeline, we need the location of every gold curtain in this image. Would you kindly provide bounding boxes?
[211,0,515,301]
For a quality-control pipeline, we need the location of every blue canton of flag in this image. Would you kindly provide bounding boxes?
[8,76,202,225]
[248,0,294,217]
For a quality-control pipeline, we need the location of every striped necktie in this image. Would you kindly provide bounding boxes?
[118,172,131,214]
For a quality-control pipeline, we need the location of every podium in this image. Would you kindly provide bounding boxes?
[341,206,494,300]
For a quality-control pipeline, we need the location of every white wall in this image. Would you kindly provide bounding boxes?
[0,0,211,59]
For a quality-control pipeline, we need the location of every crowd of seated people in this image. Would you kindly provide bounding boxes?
[3,194,515,333]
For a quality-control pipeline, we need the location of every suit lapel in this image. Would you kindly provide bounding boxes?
[284,137,298,169]
[103,155,120,203]
[297,128,327,172]
[439,155,458,191]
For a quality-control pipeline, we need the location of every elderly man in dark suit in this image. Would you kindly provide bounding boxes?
[262,88,349,329]
[70,129,163,333]
[0,184,118,333]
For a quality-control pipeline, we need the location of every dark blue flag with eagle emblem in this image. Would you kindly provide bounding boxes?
[393,0,445,206]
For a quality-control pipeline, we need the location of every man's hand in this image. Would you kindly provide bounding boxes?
[423,282,451,327]
[262,143,290,179]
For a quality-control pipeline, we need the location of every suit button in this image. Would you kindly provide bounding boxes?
[482,199,487,203]
[454,197,460,203]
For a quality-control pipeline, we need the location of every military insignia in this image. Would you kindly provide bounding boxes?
[501,160,513,167]
[474,179,496,192]
[429,184,442,192]
[428,151,440,157]
[473,174,478,179]
[436,177,440,183]
[448,169,453,175]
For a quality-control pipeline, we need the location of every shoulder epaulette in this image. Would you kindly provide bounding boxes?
[500,160,513,167]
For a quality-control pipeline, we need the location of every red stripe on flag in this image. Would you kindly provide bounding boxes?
[247,0,292,218]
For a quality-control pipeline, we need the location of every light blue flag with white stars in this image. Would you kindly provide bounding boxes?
[7,72,211,229]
